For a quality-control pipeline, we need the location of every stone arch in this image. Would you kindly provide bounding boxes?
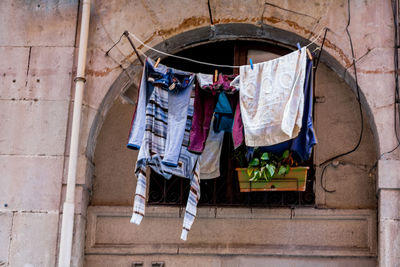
[83,23,379,266]
[86,23,379,160]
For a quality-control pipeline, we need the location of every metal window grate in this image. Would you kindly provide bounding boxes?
[148,134,315,207]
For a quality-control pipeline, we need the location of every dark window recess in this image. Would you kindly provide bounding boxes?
[148,41,315,207]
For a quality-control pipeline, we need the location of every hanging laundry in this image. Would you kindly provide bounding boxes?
[127,59,155,150]
[239,47,307,147]
[232,99,244,149]
[230,75,240,91]
[290,57,317,161]
[128,59,193,167]
[212,74,239,134]
[248,58,316,162]
[198,73,238,94]
[127,58,200,241]
[213,91,234,133]
[211,74,239,93]
[188,73,238,153]
[188,73,219,153]
[229,75,245,149]
[200,116,224,179]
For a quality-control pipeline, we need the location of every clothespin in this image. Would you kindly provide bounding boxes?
[296,42,302,52]
[154,57,161,68]
[306,48,313,60]
[249,58,254,70]
[214,69,218,83]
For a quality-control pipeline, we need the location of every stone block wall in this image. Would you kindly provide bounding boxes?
[0,1,78,266]
[0,0,399,266]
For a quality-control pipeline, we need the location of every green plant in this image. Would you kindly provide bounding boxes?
[247,149,292,182]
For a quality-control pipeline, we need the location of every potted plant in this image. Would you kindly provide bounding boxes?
[235,148,309,192]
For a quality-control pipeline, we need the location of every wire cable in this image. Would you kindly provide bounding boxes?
[126,27,327,69]
[322,0,400,188]
[373,0,400,161]
[319,0,364,192]
[320,163,336,193]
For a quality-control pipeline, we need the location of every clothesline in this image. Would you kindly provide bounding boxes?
[127,26,327,69]
[128,49,316,240]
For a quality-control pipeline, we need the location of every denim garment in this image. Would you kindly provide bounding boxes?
[127,59,155,150]
[127,58,195,167]
[290,58,317,161]
[163,76,194,166]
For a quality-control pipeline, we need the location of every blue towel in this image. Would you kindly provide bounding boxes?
[213,91,234,133]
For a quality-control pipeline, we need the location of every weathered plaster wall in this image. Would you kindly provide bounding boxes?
[0,0,399,266]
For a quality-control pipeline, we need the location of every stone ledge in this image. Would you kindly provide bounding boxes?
[85,254,377,267]
[86,206,377,257]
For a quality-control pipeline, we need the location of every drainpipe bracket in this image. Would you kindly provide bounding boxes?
[74,76,87,83]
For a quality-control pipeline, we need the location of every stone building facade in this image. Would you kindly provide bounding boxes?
[0,0,399,266]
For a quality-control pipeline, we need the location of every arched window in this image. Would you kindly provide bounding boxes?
[86,25,378,265]
[147,40,315,207]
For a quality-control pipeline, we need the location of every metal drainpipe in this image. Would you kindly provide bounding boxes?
[58,0,91,266]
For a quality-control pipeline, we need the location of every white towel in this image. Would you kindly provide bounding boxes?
[239,47,307,146]
[196,73,214,87]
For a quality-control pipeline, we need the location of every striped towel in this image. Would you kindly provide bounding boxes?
[129,61,200,240]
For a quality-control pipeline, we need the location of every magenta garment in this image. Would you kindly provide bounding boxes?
[188,81,219,153]
[188,73,239,153]
[232,100,244,149]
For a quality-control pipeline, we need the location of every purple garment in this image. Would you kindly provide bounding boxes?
[188,73,238,153]
[188,80,219,153]
[201,74,238,94]
[232,100,244,149]
[213,74,238,92]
